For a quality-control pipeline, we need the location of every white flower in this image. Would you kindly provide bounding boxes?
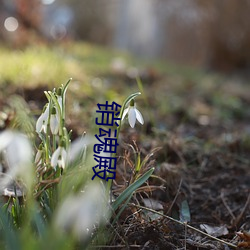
[35,144,43,164]
[35,149,42,164]
[0,130,33,190]
[56,87,63,112]
[36,104,50,133]
[54,182,109,241]
[51,145,67,169]
[122,100,144,128]
[57,95,63,112]
[50,106,59,135]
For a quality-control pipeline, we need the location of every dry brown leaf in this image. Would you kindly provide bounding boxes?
[237,231,250,248]
[200,224,229,237]
[143,198,164,211]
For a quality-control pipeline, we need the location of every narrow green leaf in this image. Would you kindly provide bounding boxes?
[49,92,61,118]
[62,78,72,98]
[44,91,51,102]
[0,208,21,250]
[136,77,144,97]
[179,199,191,222]
[112,167,154,211]
[135,152,141,173]
[112,192,133,225]
[32,210,45,237]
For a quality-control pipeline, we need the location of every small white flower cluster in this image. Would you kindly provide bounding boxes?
[36,90,62,135]
[35,86,68,171]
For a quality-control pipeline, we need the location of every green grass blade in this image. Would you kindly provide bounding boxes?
[112,167,154,211]
[179,199,191,222]
[32,210,46,237]
[0,208,21,250]
[135,152,141,173]
[112,192,133,225]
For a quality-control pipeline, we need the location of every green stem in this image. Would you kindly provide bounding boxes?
[61,78,72,125]
[106,92,141,199]
[49,92,63,136]
[45,97,53,164]
[52,134,56,152]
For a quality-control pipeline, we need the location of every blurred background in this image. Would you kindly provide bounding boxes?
[1,0,250,73]
[0,2,250,249]
[1,0,250,135]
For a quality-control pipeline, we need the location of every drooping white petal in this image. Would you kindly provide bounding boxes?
[36,104,50,134]
[35,149,43,164]
[44,103,50,117]
[55,182,109,240]
[128,107,136,128]
[57,96,63,111]
[50,114,59,135]
[51,147,61,168]
[0,130,33,191]
[135,109,144,125]
[59,148,67,169]
[0,130,14,151]
[121,102,144,128]
[57,158,65,169]
[41,121,48,133]
[5,133,32,170]
[51,147,67,169]
[122,107,129,120]
[36,113,45,133]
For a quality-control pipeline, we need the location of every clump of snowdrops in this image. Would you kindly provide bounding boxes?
[0,79,154,249]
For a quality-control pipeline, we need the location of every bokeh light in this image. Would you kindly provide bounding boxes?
[41,0,55,5]
[50,24,67,40]
[4,17,19,32]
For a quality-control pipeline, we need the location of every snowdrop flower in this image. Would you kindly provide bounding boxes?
[0,130,33,190]
[35,144,43,164]
[57,87,63,111]
[122,99,144,128]
[36,103,50,133]
[51,142,67,169]
[54,182,109,241]
[50,106,59,135]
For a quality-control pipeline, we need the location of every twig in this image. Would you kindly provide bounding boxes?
[34,179,59,198]
[184,221,187,250]
[221,190,236,221]
[129,203,237,249]
[89,245,141,248]
[166,178,183,215]
[233,192,250,227]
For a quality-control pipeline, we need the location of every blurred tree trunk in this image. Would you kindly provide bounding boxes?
[204,0,250,71]
[15,0,42,45]
[67,0,114,44]
[161,0,250,71]
[0,0,42,46]
[16,0,41,31]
